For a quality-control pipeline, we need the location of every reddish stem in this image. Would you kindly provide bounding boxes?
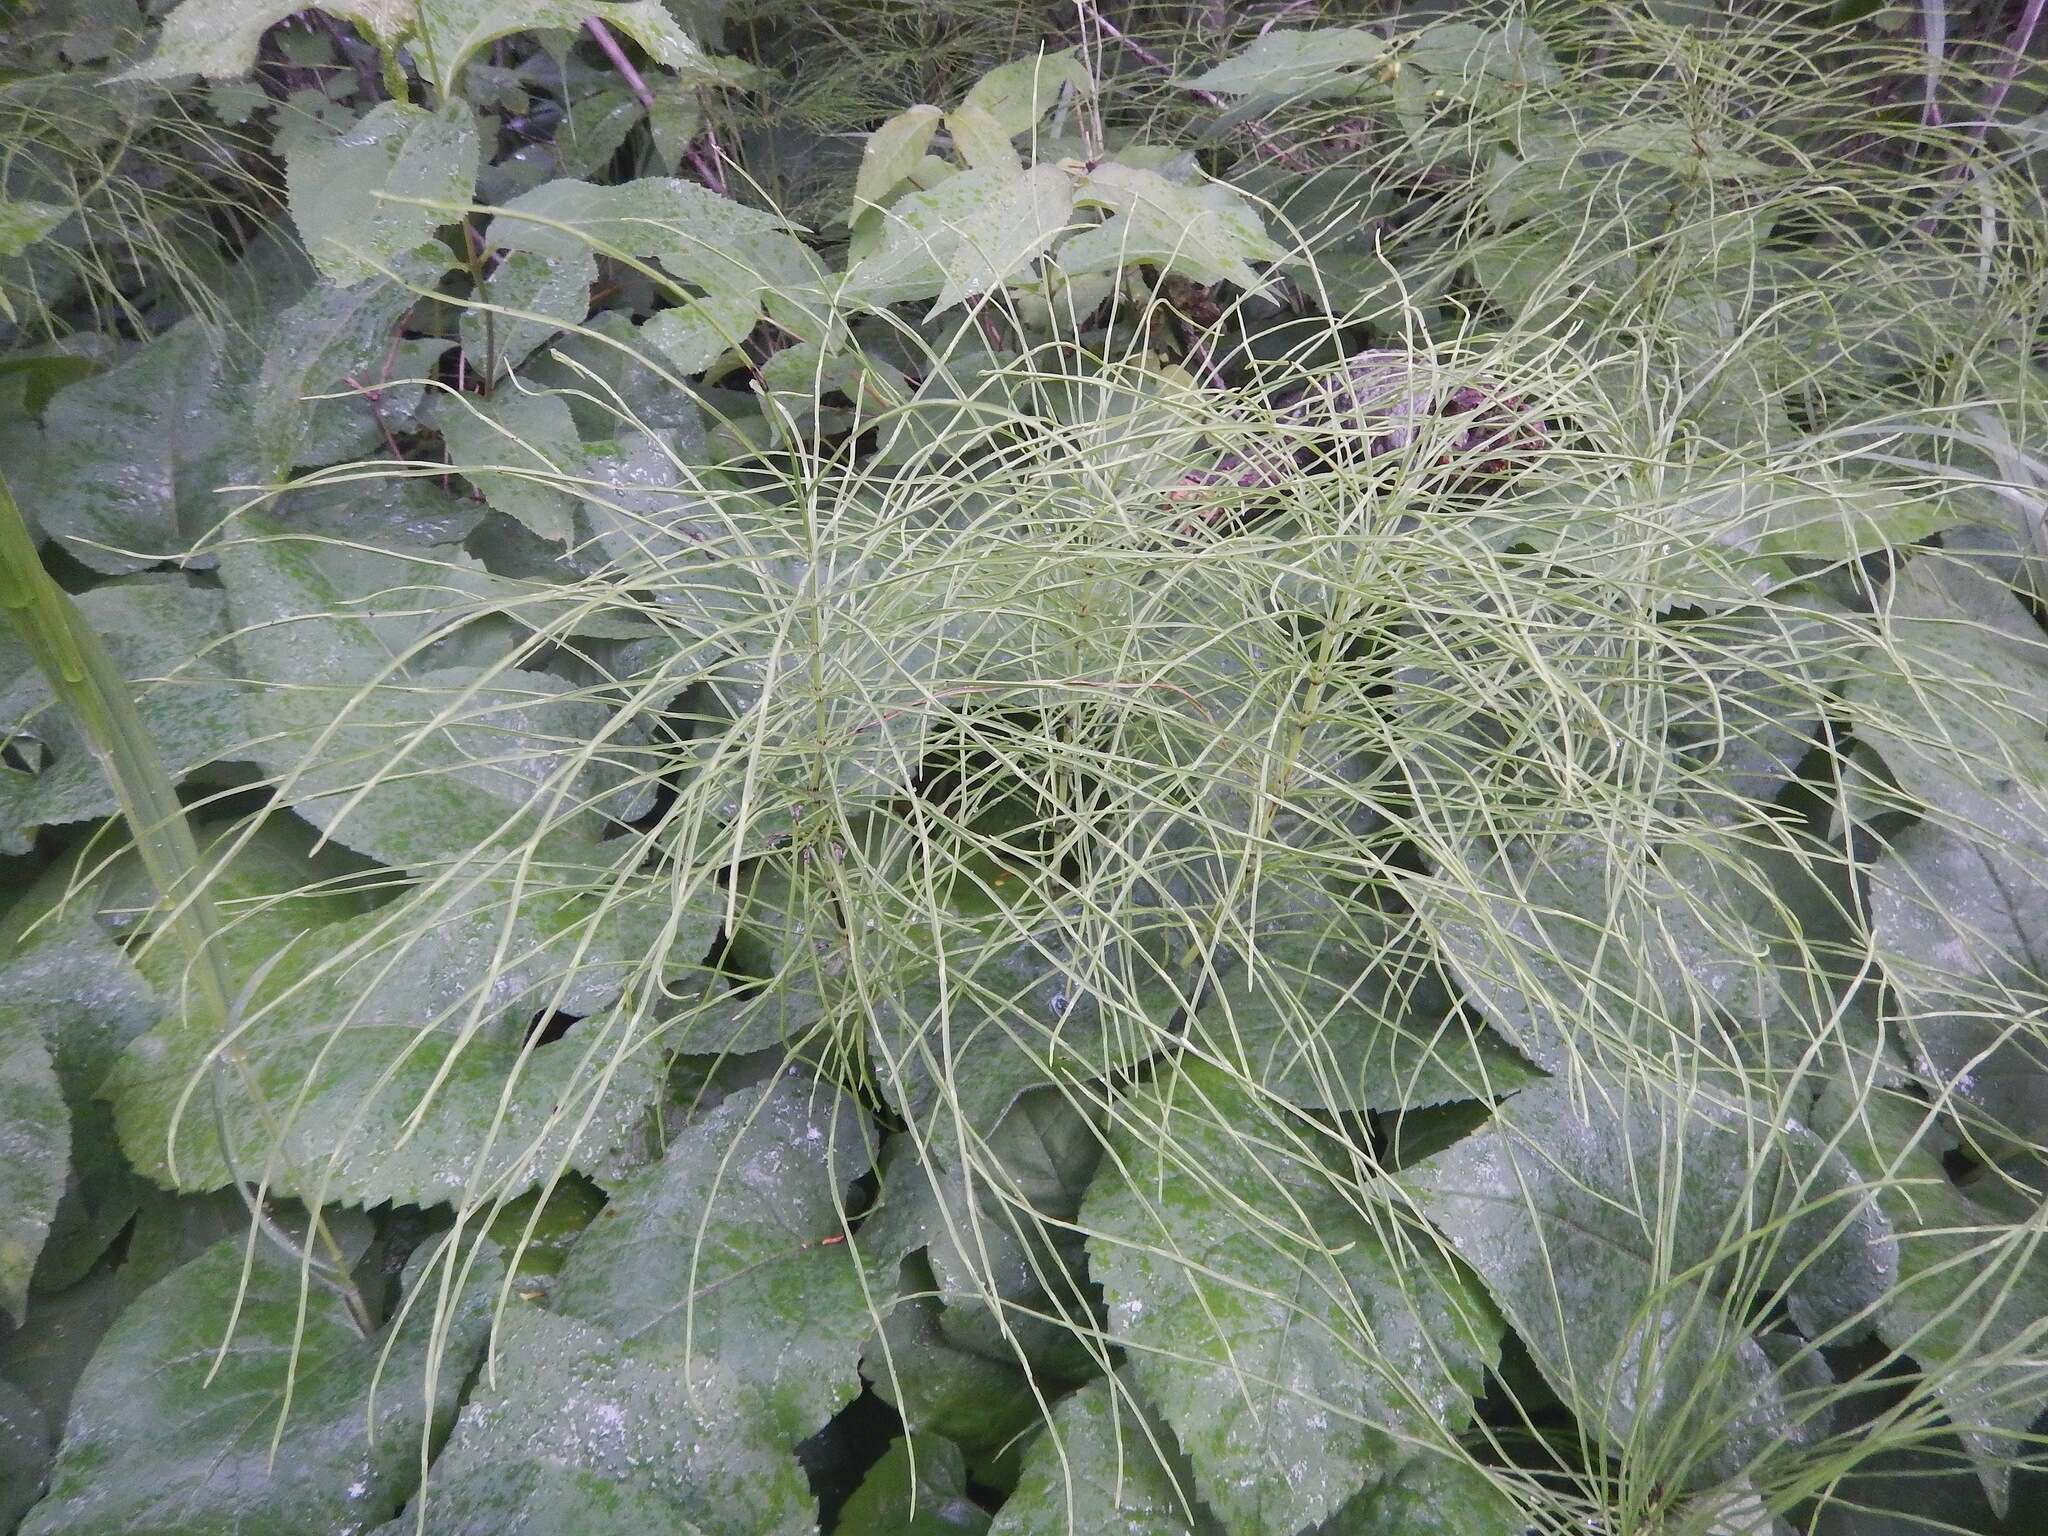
[584,17,656,110]
[1966,0,2045,145]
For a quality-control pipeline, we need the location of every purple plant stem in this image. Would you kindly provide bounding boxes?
[687,140,727,196]
[584,17,656,110]
[1966,0,2045,144]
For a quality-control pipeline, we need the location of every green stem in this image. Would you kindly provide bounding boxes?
[0,468,372,1336]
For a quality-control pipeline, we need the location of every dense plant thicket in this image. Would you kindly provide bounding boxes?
[3,1,2048,1532]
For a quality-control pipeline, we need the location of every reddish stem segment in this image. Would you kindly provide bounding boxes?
[584,17,656,110]
[1967,0,2045,145]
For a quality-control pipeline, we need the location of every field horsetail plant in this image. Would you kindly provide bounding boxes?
[2,0,2048,1533]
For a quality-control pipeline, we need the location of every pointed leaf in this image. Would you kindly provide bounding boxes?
[959,49,1089,136]
[1812,1088,2048,1518]
[843,166,1075,312]
[436,387,581,544]
[852,105,944,217]
[17,326,242,572]
[104,890,678,1204]
[1402,1075,1873,1484]
[1179,29,1391,99]
[1061,165,1280,291]
[640,291,759,376]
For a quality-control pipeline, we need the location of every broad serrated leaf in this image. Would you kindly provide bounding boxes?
[217,522,610,866]
[1869,817,2048,1143]
[1082,1059,1500,1536]
[251,248,452,473]
[418,1306,814,1535]
[553,1067,879,1443]
[1188,880,1539,1113]
[1845,560,2048,1133]
[19,1237,498,1536]
[1589,120,1770,181]
[1845,558,2048,848]
[988,1375,1218,1536]
[1421,832,1780,1075]
[859,1090,1104,1384]
[841,1435,991,1536]
[863,1292,1044,1492]
[1061,165,1281,291]
[409,0,728,98]
[0,1010,66,1325]
[286,101,479,287]
[0,899,162,1290]
[843,165,1075,312]
[1403,1075,1876,1486]
[1179,29,1391,99]
[103,887,677,1203]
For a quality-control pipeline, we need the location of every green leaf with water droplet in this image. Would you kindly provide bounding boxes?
[1188,878,1538,1112]
[1847,560,2048,1135]
[0,1007,66,1325]
[10,326,244,574]
[554,1067,879,1444]
[414,1305,814,1536]
[1813,1087,2048,1519]
[1403,1074,1879,1488]
[842,166,1075,313]
[285,101,479,288]
[120,0,738,95]
[103,880,677,1203]
[485,177,828,330]
[959,48,1089,137]
[851,105,943,219]
[1061,165,1281,292]
[1082,1059,1499,1536]
[435,387,581,544]
[17,1237,499,1536]
[641,291,759,377]
[1316,1451,1527,1535]
[989,1374,1218,1536]
[216,520,614,867]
